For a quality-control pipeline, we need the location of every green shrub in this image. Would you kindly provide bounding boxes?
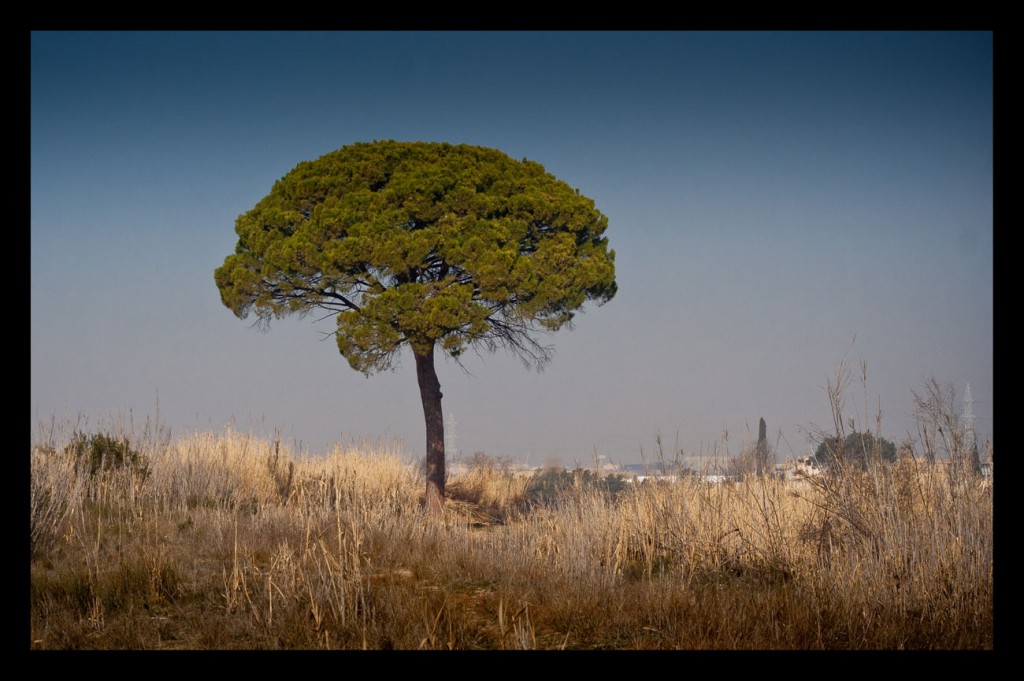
[67,431,149,479]
[526,468,628,507]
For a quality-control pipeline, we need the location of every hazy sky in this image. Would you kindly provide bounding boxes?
[31,31,993,467]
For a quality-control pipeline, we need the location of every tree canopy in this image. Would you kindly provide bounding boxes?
[814,431,898,469]
[215,141,617,514]
[215,140,616,371]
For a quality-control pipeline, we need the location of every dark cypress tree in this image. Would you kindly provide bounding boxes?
[756,416,768,476]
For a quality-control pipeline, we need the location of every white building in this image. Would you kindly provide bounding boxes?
[777,456,824,480]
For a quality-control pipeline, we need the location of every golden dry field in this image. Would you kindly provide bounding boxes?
[29,415,992,650]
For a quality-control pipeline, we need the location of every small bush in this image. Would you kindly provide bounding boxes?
[68,431,149,479]
[526,468,628,507]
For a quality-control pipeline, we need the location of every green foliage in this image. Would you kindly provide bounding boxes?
[215,141,617,373]
[67,431,149,478]
[755,416,770,476]
[814,431,897,469]
[526,468,628,507]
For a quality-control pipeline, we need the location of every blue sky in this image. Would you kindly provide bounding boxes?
[31,31,993,466]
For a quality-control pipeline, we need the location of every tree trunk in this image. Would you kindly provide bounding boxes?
[414,344,445,517]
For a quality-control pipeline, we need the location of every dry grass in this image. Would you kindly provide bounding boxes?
[29,414,992,650]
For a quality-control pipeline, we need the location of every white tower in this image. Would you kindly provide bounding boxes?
[961,383,976,441]
[445,412,459,459]
[960,382,982,469]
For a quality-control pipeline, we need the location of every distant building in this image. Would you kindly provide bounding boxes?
[777,456,824,480]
